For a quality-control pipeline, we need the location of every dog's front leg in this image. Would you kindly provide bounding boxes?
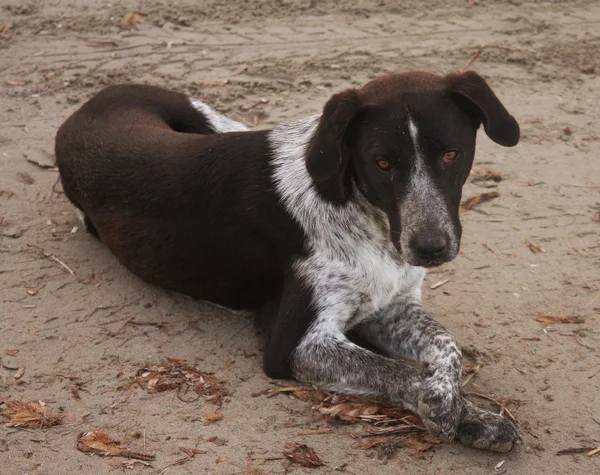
[292,330,426,411]
[357,297,463,440]
[357,297,520,452]
[262,273,426,411]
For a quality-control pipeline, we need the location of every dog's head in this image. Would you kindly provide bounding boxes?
[305,71,519,268]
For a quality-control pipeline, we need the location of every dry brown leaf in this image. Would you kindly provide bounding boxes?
[71,385,81,402]
[273,385,425,436]
[353,439,387,450]
[120,12,141,27]
[204,411,223,423]
[470,168,502,182]
[401,437,435,452]
[4,349,18,356]
[76,430,154,461]
[135,359,228,406]
[2,400,61,429]
[526,241,547,254]
[460,192,500,211]
[534,314,585,326]
[180,447,195,457]
[284,443,324,467]
[13,367,25,379]
[216,456,228,463]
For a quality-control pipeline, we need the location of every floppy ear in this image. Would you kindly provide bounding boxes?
[305,89,360,184]
[447,71,520,147]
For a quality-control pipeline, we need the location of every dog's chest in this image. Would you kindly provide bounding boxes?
[300,241,425,329]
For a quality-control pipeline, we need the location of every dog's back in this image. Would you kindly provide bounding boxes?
[55,84,298,310]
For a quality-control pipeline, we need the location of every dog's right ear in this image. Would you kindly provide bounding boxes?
[305,89,360,189]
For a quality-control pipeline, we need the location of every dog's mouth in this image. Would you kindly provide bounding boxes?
[405,253,453,268]
[393,239,459,268]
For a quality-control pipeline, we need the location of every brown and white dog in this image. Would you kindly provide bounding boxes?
[55,71,521,452]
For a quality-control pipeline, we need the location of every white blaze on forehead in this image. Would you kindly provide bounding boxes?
[401,115,459,256]
[407,115,425,174]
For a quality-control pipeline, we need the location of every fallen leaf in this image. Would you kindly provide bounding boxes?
[76,430,154,461]
[470,168,502,182]
[284,443,324,467]
[6,80,25,86]
[401,437,435,452]
[71,385,81,402]
[526,242,546,254]
[206,436,227,446]
[2,400,61,428]
[580,65,596,74]
[120,12,141,27]
[353,439,387,450]
[4,349,18,356]
[14,367,25,379]
[180,447,195,457]
[460,192,500,211]
[534,314,585,326]
[216,456,228,463]
[135,359,228,406]
[204,411,223,423]
[272,385,424,431]
[1,23,13,35]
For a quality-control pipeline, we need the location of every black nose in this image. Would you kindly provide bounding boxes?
[410,234,448,261]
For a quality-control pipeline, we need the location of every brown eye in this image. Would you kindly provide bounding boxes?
[377,159,391,171]
[443,151,458,163]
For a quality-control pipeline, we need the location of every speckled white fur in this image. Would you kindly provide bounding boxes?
[402,116,458,260]
[269,117,426,338]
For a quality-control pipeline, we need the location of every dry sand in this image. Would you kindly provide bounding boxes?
[1,0,599,474]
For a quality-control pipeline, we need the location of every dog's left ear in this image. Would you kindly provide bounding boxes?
[305,89,360,192]
[447,71,520,147]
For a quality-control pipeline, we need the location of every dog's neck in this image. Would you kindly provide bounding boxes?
[269,116,405,268]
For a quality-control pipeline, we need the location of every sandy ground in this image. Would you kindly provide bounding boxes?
[1,0,599,474]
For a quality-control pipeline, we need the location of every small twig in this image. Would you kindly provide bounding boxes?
[462,372,476,388]
[587,447,600,457]
[26,245,77,280]
[465,392,519,424]
[458,44,485,73]
[242,98,269,111]
[561,183,600,189]
[297,429,333,436]
[158,457,189,475]
[556,447,596,456]
[365,425,426,436]
[430,279,450,290]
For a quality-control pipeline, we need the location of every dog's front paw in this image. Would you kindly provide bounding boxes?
[457,399,522,452]
[417,376,462,442]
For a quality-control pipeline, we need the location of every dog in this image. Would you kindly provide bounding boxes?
[55,71,521,452]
